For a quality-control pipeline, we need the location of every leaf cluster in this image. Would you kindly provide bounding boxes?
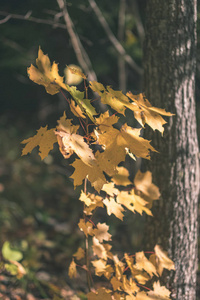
[21,48,174,299]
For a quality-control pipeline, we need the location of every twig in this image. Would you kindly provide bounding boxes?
[0,10,66,29]
[118,0,126,92]
[56,0,97,82]
[131,0,145,44]
[88,0,143,75]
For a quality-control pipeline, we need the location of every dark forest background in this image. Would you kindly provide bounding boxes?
[0,1,200,299]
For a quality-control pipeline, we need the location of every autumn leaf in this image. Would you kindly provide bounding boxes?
[91,259,107,276]
[134,171,160,200]
[84,194,104,215]
[126,92,173,134]
[122,275,139,296]
[73,247,85,260]
[93,223,112,243]
[147,281,171,299]
[28,47,68,95]
[68,259,77,279]
[69,99,86,118]
[79,191,93,206]
[149,245,175,276]
[87,288,113,300]
[111,167,132,186]
[111,276,122,291]
[78,219,94,237]
[102,182,119,197]
[55,112,95,166]
[135,252,158,277]
[103,198,125,220]
[95,111,119,133]
[66,85,97,123]
[21,126,57,160]
[92,237,107,260]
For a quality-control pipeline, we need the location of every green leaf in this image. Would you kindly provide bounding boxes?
[5,263,18,275]
[2,241,23,262]
[67,85,97,123]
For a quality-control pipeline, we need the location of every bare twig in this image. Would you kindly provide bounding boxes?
[88,0,143,75]
[56,0,97,82]
[118,0,126,92]
[0,10,66,29]
[131,0,145,44]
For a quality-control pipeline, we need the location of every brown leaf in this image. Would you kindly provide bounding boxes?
[87,288,113,300]
[73,247,85,260]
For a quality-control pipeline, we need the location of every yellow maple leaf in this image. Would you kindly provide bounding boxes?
[134,171,160,200]
[92,237,107,260]
[84,194,104,215]
[126,92,173,134]
[150,245,175,276]
[122,275,139,296]
[117,190,152,216]
[110,276,122,291]
[28,47,68,95]
[56,112,95,166]
[103,198,125,220]
[102,182,119,197]
[135,252,158,277]
[113,255,125,280]
[73,247,85,260]
[112,167,132,186]
[68,259,77,279]
[95,111,119,133]
[135,291,150,300]
[21,126,57,160]
[87,287,113,300]
[93,223,112,243]
[91,259,107,276]
[78,219,94,237]
[79,191,93,206]
[147,281,171,299]
[69,99,86,118]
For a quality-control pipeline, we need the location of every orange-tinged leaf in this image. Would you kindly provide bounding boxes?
[147,281,171,299]
[134,171,160,200]
[152,245,175,276]
[21,126,57,160]
[93,223,112,243]
[78,219,94,237]
[103,198,125,220]
[92,237,107,260]
[87,288,113,300]
[68,259,77,279]
[112,167,132,186]
[28,47,68,95]
[127,92,173,134]
[135,252,158,277]
[73,247,85,260]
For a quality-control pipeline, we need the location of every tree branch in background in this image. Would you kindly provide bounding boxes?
[118,0,126,92]
[88,0,143,76]
[131,0,145,44]
[56,0,97,82]
[0,10,67,29]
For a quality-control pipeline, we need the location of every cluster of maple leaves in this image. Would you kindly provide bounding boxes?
[21,48,174,299]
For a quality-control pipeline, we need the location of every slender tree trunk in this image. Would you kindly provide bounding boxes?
[143,1,199,299]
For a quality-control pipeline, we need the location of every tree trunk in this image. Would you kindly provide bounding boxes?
[143,1,199,299]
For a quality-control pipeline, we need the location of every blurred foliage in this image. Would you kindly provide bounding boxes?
[0,0,200,298]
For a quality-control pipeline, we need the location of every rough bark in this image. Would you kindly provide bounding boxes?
[143,1,199,299]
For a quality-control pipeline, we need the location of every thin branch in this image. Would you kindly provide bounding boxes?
[131,0,145,44]
[118,0,126,92]
[0,10,67,29]
[56,0,97,82]
[88,0,143,75]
